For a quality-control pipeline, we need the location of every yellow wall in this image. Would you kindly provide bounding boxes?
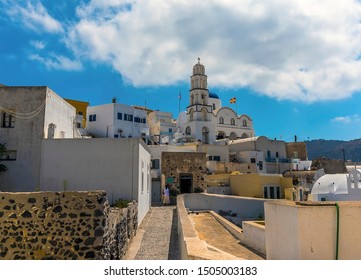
[206,174,230,187]
[65,99,89,128]
[230,173,293,199]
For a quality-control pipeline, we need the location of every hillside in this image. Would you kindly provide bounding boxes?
[305,138,361,162]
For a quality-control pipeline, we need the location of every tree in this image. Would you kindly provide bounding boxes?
[0,143,8,173]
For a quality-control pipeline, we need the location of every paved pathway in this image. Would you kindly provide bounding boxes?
[124,206,180,260]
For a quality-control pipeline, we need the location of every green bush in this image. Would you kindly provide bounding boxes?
[193,186,205,193]
[112,199,131,208]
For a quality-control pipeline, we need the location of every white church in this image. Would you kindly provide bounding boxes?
[177,58,254,144]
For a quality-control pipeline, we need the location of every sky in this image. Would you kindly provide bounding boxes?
[1,0,361,142]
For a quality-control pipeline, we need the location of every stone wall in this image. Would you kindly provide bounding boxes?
[0,191,137,260]
[286,142,308,160]
[161,152,207,192]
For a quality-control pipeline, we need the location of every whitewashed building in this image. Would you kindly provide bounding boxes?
[40,138,151,224]
[148,110,176,144]
[309,169,361,201]
[228,136,291,174]
[178,59,254,144]
[0,86,76,191]
[86,100,149,139]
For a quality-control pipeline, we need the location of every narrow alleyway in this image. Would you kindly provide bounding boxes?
[124,206,180,260]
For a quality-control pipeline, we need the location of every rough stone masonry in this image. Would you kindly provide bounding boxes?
[0,191,137,260]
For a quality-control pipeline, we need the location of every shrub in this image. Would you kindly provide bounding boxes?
[112,199,131,209]
[193,186,205,193]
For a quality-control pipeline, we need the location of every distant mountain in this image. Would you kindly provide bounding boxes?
[305,138,361,162]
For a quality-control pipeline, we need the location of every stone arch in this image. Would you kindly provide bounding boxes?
[229,132,238,140]
[241,133,249,139]
[217,131,226,140]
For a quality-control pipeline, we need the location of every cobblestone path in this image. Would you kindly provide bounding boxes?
[124,206,180,260]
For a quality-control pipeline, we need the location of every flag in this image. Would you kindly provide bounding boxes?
[230,97,236,104]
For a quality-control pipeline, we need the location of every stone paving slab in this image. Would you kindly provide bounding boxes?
[124,206,180,260]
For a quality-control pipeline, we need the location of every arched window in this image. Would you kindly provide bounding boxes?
[185,126,191,135]
[231,118,235,125]
[201,108,207,121]
[191,94,194,105]
[219,117,224,124]
[243,119,247,127]
[189,108,194,121]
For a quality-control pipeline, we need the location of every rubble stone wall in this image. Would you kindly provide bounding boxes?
[161,152,207,192]
[0,191,137,260]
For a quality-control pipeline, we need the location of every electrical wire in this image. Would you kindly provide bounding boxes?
[0,100,46,120]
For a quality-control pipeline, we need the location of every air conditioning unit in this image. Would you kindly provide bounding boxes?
[118,129,123,133]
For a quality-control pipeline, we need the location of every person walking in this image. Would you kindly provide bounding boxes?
[163,184,170,206]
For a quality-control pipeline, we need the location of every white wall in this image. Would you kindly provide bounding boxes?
[183,193,266,223]
[265,201,361,259]
[44,88,76,139]
[0,86,75,192]
[40,138,151,225]
[87,103,149,139]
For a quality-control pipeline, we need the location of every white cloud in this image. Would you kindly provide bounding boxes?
[30,40,46,50]
[29,53,82,71]
[6,1,63,33]
[64,0,361,102]
[331,114,361,124]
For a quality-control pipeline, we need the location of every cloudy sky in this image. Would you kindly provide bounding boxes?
[1,0,361,142]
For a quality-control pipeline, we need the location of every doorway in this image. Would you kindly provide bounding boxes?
[179,174,192,193]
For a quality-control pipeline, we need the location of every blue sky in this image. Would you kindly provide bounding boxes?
[1,0,361,141]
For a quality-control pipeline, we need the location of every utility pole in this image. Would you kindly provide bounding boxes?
[342,148,345,162]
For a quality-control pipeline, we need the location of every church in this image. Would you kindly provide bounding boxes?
[178,58,254,144]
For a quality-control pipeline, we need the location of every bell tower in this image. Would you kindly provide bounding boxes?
[189,57,209,106]
[185,58,214,144]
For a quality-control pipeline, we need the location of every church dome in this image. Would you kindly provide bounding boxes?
[209,92,219,99]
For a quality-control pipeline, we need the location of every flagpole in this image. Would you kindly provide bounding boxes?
[178,91,181,116]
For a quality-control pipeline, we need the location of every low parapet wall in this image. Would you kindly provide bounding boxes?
[183,193,266,225]
[0,191,137,260]
[177,194,241,260]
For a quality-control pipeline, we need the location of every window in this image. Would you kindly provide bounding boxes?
[142,118,146,124]
[169,128,172,133]
[114,134,119,138]
[213,156,221,161]
[259,161,263,170]
[124,114,133,122]
[231,118,235,125]
[243,119,247,127]
[219,117,224,124]
[134,117,141,123]
[1,112,15,128]
[1,150,17,161]
[263,186,280,199]
[213,103,216,110]
[89,114,96,122]
[251,158,256,163]
[117,113,122,120]
[276,152,279,158]
[185,126,191,135]
[76,123,81,128]
[151,159,160,169]
[78,112,83,116]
